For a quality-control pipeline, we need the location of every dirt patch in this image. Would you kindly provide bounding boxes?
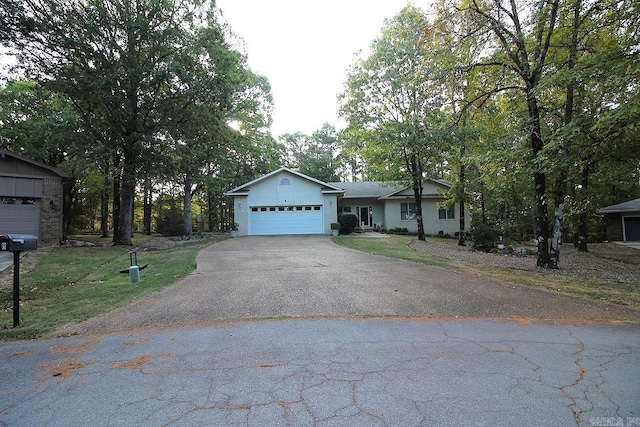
[39,357,93,379]
[9,348,40,357]
[50,338,101,355]
[111,355,153,370]
[137,235,220,251]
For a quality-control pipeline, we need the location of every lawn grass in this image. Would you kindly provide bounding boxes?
[333,235,640,307]
[333,235,461,270]
[0,237,221,341]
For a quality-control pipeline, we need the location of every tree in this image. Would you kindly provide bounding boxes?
[443,0,561,266]
[340,5,446,241]
[9,0,242,244]
[280,123,340,182]
[0,80,81,166]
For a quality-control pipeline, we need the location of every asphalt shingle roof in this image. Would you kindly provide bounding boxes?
[328,181,404,198]
[597,198,640,214]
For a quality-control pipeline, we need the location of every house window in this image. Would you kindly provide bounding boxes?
[439,206,455,219]
[401,202,416,220]
[280,178,291,185]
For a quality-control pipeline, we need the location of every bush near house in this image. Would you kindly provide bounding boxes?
[338,213,359,235]
[470,223,501,252]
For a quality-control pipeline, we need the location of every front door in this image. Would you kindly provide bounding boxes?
[359,206,372,228]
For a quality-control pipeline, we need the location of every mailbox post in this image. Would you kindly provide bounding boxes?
[0,234,38,328]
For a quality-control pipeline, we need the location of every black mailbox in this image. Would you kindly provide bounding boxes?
[0,234,38,252]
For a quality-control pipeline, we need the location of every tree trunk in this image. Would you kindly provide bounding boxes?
[549,0,580,269]
[115,146,135,245]
[409,153,425,241]
[577,162,589,252]
[100,160,110,238]
[143,176,152,235]
[480,179,486,225]
[527,91,550,267]
[184,172,193,236]
[458,144,466,246]
[111,153,121,244]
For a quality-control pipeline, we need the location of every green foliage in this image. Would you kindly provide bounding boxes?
[470,223,501,252]
[338,213,359,235]
[388,227,409,235]
[155,204,185,237]
[0,80,84,166]
[280,124,340,182]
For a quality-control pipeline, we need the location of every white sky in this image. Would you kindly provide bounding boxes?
[216,0,426,138]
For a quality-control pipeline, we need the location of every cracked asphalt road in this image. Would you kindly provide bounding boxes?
[1,236,639,426]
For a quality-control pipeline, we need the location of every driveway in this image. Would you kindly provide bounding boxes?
[3,236,640,426]
[65,235,640,334]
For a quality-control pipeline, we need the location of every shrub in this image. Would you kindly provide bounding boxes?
[156,206,184,236]
[330,222,340,230]
[379,227,388,233]
[338,213,359,234]
[470,223,501,252]
[388,227,408,235]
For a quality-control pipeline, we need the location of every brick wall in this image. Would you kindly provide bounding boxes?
[40,177,64,243]
[604,214,623,241]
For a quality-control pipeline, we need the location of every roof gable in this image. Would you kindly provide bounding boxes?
[225,167,345,196]
[0,149,69,178]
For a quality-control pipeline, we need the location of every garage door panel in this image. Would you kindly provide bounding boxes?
[624,217,640,241]
[0,200,41,237]
[250,207,323,235]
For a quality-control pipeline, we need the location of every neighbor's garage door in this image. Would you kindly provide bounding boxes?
[249,205,323,235]
[624,216,640,241]
[0,199,41,237]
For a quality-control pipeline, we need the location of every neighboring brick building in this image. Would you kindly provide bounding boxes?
[0,149,70,244]
[597,198,640,242]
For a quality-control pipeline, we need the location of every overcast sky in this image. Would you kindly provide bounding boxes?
[216,0,425,138]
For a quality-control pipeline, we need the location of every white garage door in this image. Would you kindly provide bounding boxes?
[0,199,41,238]
[250,205,323,235]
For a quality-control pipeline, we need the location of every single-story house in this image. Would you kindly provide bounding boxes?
[597,198,640,242]
[224,167,470,237]
[0,149,69,243]
[329,179,469,236]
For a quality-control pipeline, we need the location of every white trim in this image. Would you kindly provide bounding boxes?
[224,167,345,196]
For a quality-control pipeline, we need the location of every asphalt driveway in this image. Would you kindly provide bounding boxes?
[4,235,640,426]
[65,235,640,335]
